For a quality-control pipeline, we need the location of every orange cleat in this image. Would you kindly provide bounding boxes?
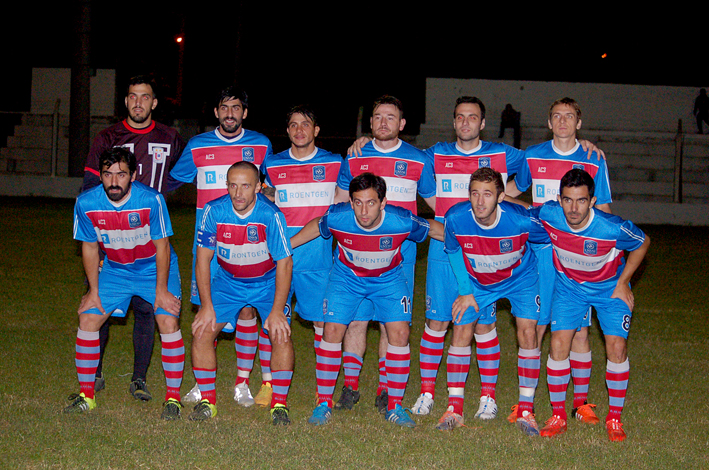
[540,415,568,437]
[606,419,627,442]
[507,404,518,423]
[572,403,600,424]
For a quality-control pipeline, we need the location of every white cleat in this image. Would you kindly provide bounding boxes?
[411,392,434,415]
[234,382,255,407]
[474,394,498,420]
[182,383,202,404]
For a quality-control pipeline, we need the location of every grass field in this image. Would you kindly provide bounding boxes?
[1,196,708,470]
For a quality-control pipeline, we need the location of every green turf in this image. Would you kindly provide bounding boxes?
[0,197,707,469]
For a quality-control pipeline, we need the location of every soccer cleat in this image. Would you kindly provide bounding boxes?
[435,405,464,431]
[411,392,434,416]
[334,385,360,411]
[182,383,202,404]
[188,400,217,421]
[375,390,389,415]
[63,392,96,414]
[507,404,518,423]
[161,398,182,420]
[385,403,417,428]
[254,382,273,407]
[129,379,152,401]
[308,402,332,426]
[474,394,498,420]
[270,404,290,426]
[540,415,567,437]
[516,410,540,436]
[572,403,600,424]
[233,382,255,407]
[606,418,627,442]
[94,373,105,393]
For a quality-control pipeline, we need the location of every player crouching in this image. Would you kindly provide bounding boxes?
[65,147,184,419]
[291,173,444,428]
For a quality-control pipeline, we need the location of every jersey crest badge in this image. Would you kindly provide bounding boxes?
[247,225,259,243]
[313,165,326,181]
[583,240,598,255]
[379,237,393,250]
[149,143,170,163]
[573,164,585,170]
[128,212,141,228]
[499,239,513,253]
[242,147,255,162]
[479,157,491,168]
[394,161,408,176]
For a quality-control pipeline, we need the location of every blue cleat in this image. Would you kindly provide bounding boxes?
[385,403,417,428]
[308,401,332,426]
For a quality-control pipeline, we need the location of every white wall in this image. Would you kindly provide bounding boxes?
[423,78,702,135]
[30,68,116,116]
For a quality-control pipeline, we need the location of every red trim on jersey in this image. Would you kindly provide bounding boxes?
[121,120,156,135]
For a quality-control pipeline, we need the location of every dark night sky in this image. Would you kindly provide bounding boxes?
[2,3,704,137]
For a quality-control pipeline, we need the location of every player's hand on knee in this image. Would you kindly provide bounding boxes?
[264,312,291,345]
[451,294,478,324]
[78,289,105,315]
[192,306,217,339]
[155,288,181,317]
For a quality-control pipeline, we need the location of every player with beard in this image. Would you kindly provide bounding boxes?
[170,86,275,409]
[331,96,436,414]
[66,147,185,420]
[80,75,186,402]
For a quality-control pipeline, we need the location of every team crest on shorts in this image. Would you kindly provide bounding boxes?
[583,240,598,255]
[313,165,326,181]
[242,147,255,162]
[247,225,259,243]
[379,237,393,250]
[499,239,513,253]
[479,157,491,168]
[394,161,408,176]
[128,212,141,228]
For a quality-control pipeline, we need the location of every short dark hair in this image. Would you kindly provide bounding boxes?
[559,168,595,198]
[227,161,260,183]
[286,104,318,128]
[99,147,136,175]
[549,97,582,120]
[126,75,157,97]
[349,172,386,201]
[469,167,504,196]
[372,95,404,118]
[454,96,486,120]
[216,85,249,109]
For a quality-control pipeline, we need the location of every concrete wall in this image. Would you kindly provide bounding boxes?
[421,78,702,141]
[30,68,115,116]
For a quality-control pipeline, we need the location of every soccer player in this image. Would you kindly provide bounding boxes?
[435,168,545,435]
[65,147,185,420]
[348,96,603,419]
[414,96,525,419]
[170,86,274,407]
[291,173,444,427]
[507,97,613,425]
[259,105,344,389]
[333,95,436,413]
[189,161,294,425]
[81,75,186,401]
[532,169,649,442]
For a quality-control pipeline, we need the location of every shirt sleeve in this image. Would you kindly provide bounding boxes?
[336,157,353,190]
[196,204,217,250]
[416,154,437,198]
[149,193,174,240]
[616,219,646,252]
[72,198,98,242]
[407,213,431,243]
[169,141,197,183]
[503,144,527,177]
[265,209,293,262]
[513,157,532,192]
